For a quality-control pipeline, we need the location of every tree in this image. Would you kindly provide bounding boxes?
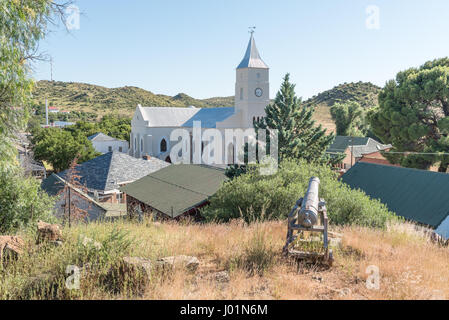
[255,74,339,164]
[370,58,449,171]
[32,127,100,172]
[0,167,55,234]
[59,157,89,227]
[330,101,367,136]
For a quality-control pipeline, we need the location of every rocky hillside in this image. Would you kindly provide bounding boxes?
[304,82,381,133]
[32,80,234,117]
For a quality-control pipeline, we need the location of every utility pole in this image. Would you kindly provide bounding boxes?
[68,187,71,228]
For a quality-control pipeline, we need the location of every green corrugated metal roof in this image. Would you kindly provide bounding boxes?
[341,162,449,228]
[120,164,228,218]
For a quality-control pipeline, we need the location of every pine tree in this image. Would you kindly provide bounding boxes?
[256,74,338,163]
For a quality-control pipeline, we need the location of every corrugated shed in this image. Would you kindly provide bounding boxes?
[341,162,449,228]
[120,164,228,218]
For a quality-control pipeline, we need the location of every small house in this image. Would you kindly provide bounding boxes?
[88,132,129,154]
[41,151,170,204]
[327,136,392,170]
[120,164,228,220]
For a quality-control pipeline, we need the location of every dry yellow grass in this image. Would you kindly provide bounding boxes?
[3,219,449,300]
[312,105,336,134]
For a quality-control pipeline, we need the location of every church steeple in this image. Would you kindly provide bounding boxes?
[237,33,269,69]
[235,30,270,128]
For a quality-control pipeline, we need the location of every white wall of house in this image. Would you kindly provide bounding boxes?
[92,140,129,154]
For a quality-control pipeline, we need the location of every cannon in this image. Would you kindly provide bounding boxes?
[283,177,333,265]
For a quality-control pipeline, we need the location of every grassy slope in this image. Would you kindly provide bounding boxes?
[32,80,234,118]
[2,219,448,300]
[304,82,381,133]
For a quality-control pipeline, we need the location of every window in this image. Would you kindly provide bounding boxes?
[108,146,112,152]
[119,146,123,152]
[160,138,167,153]
[140,138,143,152]
[257,72,260,79]
[134,138,137,150]
[240,88,243,100]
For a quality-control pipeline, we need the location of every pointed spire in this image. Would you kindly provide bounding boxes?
[237,33,269,69]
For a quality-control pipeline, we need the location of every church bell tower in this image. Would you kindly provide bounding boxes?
[235,31,270,128]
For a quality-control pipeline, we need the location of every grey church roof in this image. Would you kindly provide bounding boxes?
[237,34,269,69]
[138,106,235,128]
[48,152,170,192]
[88,132,125,142]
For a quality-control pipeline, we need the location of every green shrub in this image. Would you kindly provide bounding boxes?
[202,159,397,228]
[0,167,55,234]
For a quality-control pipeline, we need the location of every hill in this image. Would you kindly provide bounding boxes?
[32,80,234,118]
[304,82,382,133]
[1,219,448,300]
[32,80,381,133]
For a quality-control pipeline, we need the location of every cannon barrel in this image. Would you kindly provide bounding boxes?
[297,177,320,227]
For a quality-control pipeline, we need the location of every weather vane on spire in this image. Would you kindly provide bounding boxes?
[249,26,256,35]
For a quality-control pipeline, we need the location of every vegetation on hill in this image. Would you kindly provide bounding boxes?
[305,81,381,109]
[304,82,381,133]
[32,80,234,119]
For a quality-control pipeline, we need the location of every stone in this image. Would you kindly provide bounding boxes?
[213,271,230,283]
[0,236,25,265]
[156,255,200,273]
[37,220,62,244]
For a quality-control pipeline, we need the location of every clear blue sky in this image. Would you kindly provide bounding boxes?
[34,0,449,100]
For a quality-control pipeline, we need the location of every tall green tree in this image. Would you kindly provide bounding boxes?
[330,101,367,136]
[32,127,100,172]
[255,74,339,164]
[370,58,449,171]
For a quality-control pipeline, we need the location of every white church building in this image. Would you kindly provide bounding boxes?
[129,33,270,164]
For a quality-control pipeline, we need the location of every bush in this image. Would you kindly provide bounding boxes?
[0,167,55,234]
[202,159,397,228]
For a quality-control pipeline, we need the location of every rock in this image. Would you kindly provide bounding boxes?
[213,271,230,283]
[121,256,153,278]
[156,255,200,273]
[37,221,62,244]
[0,236,25,265]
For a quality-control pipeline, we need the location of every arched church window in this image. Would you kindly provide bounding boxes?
[253,116,256,124]
[257,73,260,79]
[240,88,243,100]
[134,138,137,150]
[140,138,143,152]
[160,138,167,153]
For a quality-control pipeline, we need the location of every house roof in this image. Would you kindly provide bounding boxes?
[41,173,109,212]
[88,132,125,142]
[51,152,170,192]
[237,34,269,69]
[138,106,235,128]
[120,164,228,218]
[327,136,391,157]
[341,162,449,228]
